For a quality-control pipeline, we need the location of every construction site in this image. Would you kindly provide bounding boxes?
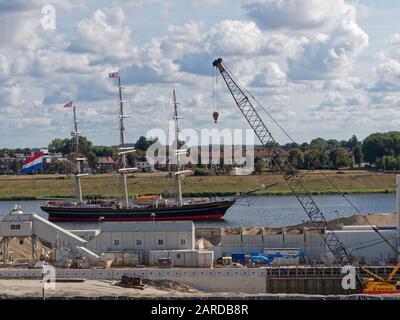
[0,183,399,298]
[1,58,400,299]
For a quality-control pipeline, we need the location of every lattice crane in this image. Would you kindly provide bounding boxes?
[212,57,352,265]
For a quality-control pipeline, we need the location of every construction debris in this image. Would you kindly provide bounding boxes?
[119,274,148,290]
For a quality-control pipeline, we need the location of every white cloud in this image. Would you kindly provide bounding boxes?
[323,77,362,91]
[206,20,305,58]
[371,34,400,92]
[191,0,228,6]
[159,21,204,59]
[251,62,286,87]
[307,92,366,128]
[0,0,395,147]
[207,20,262,55]
[345,94,368,106]
[371,59,400,92]
[0,84,25,106]
[319,92,347,108]
[318,92,368,109]
[387,33,400,47]
[0,11,46,51]
[69,7,138,63]
[244,0,348,30]
[0,0,84,13]
[287,6,368,80]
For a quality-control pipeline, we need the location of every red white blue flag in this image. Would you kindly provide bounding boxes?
[109,72,119,78]
[63,101,73,108]
[20,152,44,174]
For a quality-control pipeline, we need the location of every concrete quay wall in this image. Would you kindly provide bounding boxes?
[0,267,362,294]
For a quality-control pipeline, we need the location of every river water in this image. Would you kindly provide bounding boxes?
[0,193,395,228]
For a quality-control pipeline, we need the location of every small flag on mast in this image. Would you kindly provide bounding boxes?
[109,72,119,78]
[63,101,73,108]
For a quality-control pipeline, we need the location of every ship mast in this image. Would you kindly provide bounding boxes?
[118,76,129,208]
[72,104,86,203]
[114,75,136,208]
[173,89,183,207]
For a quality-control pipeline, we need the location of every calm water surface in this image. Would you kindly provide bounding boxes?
[0,193,395,228]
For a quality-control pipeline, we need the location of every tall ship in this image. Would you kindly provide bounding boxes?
[41,74,236,222]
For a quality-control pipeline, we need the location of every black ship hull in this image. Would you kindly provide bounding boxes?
[41,200,235,222]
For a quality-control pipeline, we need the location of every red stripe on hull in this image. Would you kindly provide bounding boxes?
[48,214,224,222]
[363,290,400,294]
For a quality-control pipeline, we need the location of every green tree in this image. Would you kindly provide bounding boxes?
[288,148,304,168]
[73,136,93,157]
[347,135,358,149]
[87,151,97,170]
[46,159,74,174]
[283,142,299,150]
[376,155,399,170]
[127,152,137,167]
[381,155,398,170]
[48,138,70,154]
[254,157,265,174]
[92,146,116,157]
[303,153,312,170]
[362,132,396,164]
[305,148,329,169]
[49,136,93,157]
[10,160,22,174]
[135,136,156,151]
[327,139,341,150]
[310,138,328,150]
[300,142,309,152]
[353,144,363,165]
[330,148,351,168]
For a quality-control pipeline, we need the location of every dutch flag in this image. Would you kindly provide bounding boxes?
[20,152,44,174]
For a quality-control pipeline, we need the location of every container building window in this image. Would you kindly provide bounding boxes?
[158,239,164,245]
[10,224,21,230]
[136,239,142,246]
[113,239,120,246]
[180,239,186,245]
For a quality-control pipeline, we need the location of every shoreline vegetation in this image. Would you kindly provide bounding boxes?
[0,170,397,201]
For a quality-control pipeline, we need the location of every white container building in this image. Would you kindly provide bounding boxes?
[86,220,195,264]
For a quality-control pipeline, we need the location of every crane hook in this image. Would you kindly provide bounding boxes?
[212,111,219,123]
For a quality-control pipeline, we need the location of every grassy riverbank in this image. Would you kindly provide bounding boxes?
[0,170,397,200]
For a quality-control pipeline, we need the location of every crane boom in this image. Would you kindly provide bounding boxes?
[213,58,352,265]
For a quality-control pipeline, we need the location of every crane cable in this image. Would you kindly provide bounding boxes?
[222,63,400,256]
[212,67,215,113]
[212,67,220,123]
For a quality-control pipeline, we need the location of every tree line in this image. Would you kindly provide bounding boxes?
[3,132,400,174]
[46,136,151,173]
[0,136,152,174]
[254,132,400,173]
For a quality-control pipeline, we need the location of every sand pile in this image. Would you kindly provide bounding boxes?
[242,227,262,235]
[195,213,397,245]
[3,238,50,262]
[143,279,201,293]
[195,228,221,246]
[289,213,396,230]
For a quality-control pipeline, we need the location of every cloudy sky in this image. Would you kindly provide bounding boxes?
[1,0,400,148]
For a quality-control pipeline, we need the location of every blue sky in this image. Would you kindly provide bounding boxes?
[1,0,400,148]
